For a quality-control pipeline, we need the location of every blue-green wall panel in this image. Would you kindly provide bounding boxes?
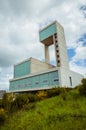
[14,60,30,78]
[32,76,39,88]
[40,73,49,87]
[39,23,57,41]
[9,70,59,91]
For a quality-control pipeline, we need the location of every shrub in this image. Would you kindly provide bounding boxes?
[1,93,15,112]
[9,100,17,112]
[24,103,36,111]
[27,94,38,102]
[61,93,67,100]
[37,91,47,100]
[0,108,7,125]
[47,87,63,98]
[2,93,10,111]
[0,99,2,108]
[79,78,86,95]
[14,94,29,109]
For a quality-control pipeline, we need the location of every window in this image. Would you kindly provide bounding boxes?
[69,76,72,86]
[54,33,57,38]
[55,40,58,43]
[28,83,31,86]
[57,55,59,58]
[35,82,39,85]
[54,79,59,82]
[25,84,28,86]
[56,45,58,48]
[56,50,59,53]
[43,80,48,83]
[58,60,60,63]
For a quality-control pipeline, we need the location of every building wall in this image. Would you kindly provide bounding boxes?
[59,68,83,87]
[14,60,30,78]
[59,68,70,87]
[30,58,55,74]
[10,70,59,92]
[69,70,83,87]
[55,22,69,69]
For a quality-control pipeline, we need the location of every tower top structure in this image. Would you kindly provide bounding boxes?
[39,21,69,69]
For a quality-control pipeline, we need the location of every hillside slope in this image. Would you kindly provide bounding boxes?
[1,90,86,130]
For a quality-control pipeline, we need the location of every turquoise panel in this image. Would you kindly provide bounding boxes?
[9,70,59,91]
[49,71,59,86]
[14,60,30,78]
[39,23,57,41]
[40,73,49,88]
[32,76,40,89]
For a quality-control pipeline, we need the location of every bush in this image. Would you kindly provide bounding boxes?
[61,93,67,100]
[47,87,64,98]
[79,78,86,95]
[9,100,17,112]
[0,108,7,125]
[14,94,29,109]
[24,103,36,111]
[37,91,47,100]
[27,94,38,102]
[2,93,10,111]
[0,99,2,108]
[1,93,15,112]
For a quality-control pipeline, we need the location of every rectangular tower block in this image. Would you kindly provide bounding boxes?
[39,21,69,69]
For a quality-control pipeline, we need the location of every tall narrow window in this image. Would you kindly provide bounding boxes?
[69,76,72,86]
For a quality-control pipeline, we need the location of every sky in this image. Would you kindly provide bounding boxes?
[0,0,86,91]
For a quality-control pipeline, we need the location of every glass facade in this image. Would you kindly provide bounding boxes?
[14,60,30,78]
[10,70,59,92]
[39,23,57,41]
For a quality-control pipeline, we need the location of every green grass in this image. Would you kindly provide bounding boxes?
[0,90,86,130]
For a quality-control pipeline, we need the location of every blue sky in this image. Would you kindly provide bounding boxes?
[68,33,86,65]
[0,0,86,90]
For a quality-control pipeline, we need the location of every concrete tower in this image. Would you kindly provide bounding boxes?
[39,21,69,70]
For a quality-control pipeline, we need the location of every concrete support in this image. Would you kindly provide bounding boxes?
[44,45,50,64]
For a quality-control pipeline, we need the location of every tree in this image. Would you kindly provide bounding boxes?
[79,78,86,95]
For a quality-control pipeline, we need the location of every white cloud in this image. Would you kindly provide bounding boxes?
[72,46,86,61]
[69,61,86,77]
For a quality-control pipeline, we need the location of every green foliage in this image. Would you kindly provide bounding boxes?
[0,108,7,125]
[24,103,36,111]
[82,78,86,86]
[61,93,67,100]
[14,94,29,109]
[0,99,2,108]
[0,89,86,130]
[2,93,10,111]
[1,93,15,112]
[47,87,64,98]
[78,78,86,95]
[36,91,47,100]
[27,93,38,102]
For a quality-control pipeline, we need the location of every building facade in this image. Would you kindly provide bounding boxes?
[9,21,83,92]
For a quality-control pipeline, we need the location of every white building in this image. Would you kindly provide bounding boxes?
[9,21,83,92]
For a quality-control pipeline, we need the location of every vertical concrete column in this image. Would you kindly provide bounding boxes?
[44,45,50,64]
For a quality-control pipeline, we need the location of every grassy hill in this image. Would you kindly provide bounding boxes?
[0,89,86,130]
